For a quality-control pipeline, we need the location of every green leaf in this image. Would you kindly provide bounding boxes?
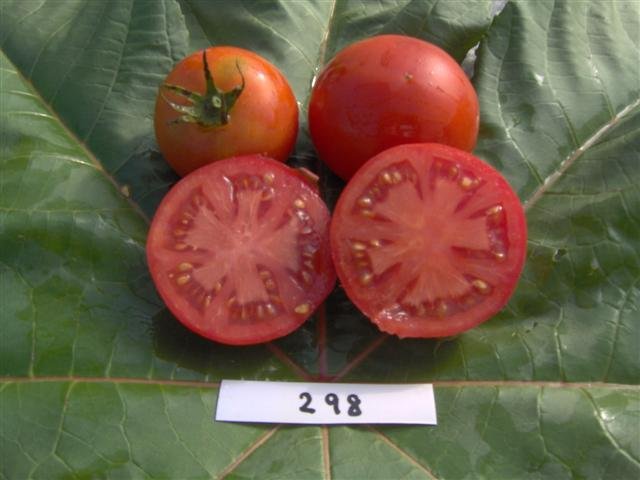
[1,1,638,478]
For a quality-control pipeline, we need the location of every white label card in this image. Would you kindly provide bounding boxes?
[215,380,437,425]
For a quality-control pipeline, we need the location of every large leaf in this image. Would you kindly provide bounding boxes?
[1,0,638,478]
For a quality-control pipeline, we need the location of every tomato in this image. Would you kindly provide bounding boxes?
[146,155,335,345]
[309,35,479,180]
[330,144,527,338]
[154,47,298,176]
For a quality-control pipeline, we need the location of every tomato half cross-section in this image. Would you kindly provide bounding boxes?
[146,155,336,345]
[330,144,527,338]
[309,35,479,180]
[154,47,298,176]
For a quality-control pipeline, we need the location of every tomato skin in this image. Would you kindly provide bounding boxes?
[309,35,479,180]
[154,47,298,176]
[146,155,335,345]
[330,144,526,338]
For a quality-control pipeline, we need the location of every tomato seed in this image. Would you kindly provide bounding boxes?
[381,172,393,184]
[351,241,367,251]
[294,303,310,314]
[294,198,306,209]
[360,272,373,285]
[358,196,373,207]
[295,210,310,222]
[471,279,491,294]
[263,172,275,184]
[487,205,503,216]
[176,274,191,285]
[174,243,188,251]
[178,262,193,271]
[459,176,478,190]
[436,301,448,317]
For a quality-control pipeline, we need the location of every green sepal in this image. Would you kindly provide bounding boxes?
[161,51,245,127]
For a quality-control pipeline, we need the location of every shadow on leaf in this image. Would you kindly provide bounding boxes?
[150,308,290,380]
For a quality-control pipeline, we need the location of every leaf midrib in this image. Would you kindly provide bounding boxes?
[2,376,637,391]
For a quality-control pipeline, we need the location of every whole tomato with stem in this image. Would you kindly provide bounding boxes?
[309,35,479,180]
[154,47,298,176]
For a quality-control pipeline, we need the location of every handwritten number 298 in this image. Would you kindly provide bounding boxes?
[298,392,362,416]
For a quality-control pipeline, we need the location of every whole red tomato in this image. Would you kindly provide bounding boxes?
[309,35,479,180]
[154,47,298,176]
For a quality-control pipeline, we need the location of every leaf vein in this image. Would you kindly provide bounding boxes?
[602,276,640,381]
[583,389,640,466]
[524,98,640,211]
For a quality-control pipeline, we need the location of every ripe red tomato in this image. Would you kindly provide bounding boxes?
[309,35,479,180]
[330,144,527,338]
[146,155,335,345]
[154,47,298,176]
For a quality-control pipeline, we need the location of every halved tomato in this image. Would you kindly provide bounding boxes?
[330,144,527,338]
[146,155,335,345]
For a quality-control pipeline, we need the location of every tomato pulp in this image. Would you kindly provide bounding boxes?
[154,47,298,176]
[330,144,527,338]
[146,155,335,345]
[309,35,479,180]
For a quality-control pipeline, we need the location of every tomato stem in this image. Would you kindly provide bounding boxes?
[162,51,245,127]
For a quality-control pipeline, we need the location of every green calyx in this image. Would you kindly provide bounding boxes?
[162,51,245,127]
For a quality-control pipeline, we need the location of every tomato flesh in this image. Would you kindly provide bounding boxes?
[309,35,479,180]
[330,144,527,338]
[147,155,335,345]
